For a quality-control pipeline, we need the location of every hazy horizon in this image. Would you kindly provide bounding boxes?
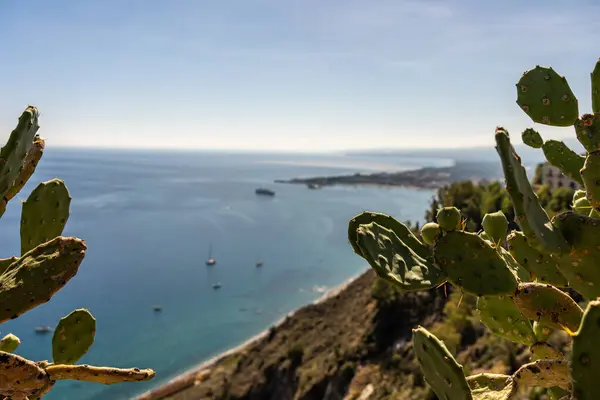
[2,1,599,151]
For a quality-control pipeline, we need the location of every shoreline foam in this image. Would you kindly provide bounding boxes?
[134,271,365,400]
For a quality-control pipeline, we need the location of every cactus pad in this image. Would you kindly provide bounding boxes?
[420,222,441,245]
[0,106,41,215]
[575,114,600,153]
[466,373,516,400]
[572,196,592,215]
[21,179,71,255]
[355,223,445,291]
[436,207,462,231]
[541,140,584,186]
[522,128,544,149]
[0,257,17,276]
[530,342,564,361]
[0,236,86,324]
[0,334,20,353]
[571,300,600,400]
[482,211,509,245]
[532,321,553,343]
[0,351,49,398]
[513,282,582,333]
[593,59,600,114]
[52,309,96,364]
[580,151,600,210]
[45,364,155,384]
[412,326,472,400]
[434,230,517,296]
[4,136,45,203]
[552,211,600,299]
[495,128,569,253]
[506,231,567,287]
[516,66,578,126]
[513,360,570,390]
[476,295,536,346]
[348,211,429,259]
[499,247,530,282]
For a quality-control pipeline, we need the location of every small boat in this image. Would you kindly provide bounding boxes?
[255,188,275,196]
[212,282,222,290]
[152,306,163,312]
[206,244,216,266]
[307,183,321,189]
[256,260,264,267]
[35,326,52,334]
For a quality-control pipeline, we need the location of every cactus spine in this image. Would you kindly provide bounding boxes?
[0,107,154,398]
[348,58,600,398]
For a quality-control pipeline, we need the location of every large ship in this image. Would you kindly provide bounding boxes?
[255,188,275,196]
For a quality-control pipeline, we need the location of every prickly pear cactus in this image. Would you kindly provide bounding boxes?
[52,309,96,364]
[0,107,155,398]
[412,326,472,400]
[0,334,20,353]
[20,178,71,255]
[522,128,543,149]
[348,58,600,399]
[516,66,578,126]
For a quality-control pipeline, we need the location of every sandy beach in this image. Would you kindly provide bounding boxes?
[134,272,364,400]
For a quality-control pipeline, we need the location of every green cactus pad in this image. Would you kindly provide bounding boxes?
[0,351,49,398]
[434,230,518,296]
[572,196,593,215]
[541,140,584,186]
[0,236,86,324]
[466,373,516,400]
[513,360,570,390]
[516,65,578,126]
[4,136,45,203]
[506,231,567,287]
[420,222,441,245]
[52,309,96,364]
[552,211,600,299]
[0,106,41,216]
[0,334,20,353]
[495,128,569,253]
[581,151,600,210]
[522,128,544,149]
[530,342,564,361]
[593,59,600,114]
[348,211,429,259]
[476,295,536,346]
[532,321,553,343]
[572,300,600,400]
[575,114,600,153]
[436,207,462,231]
[479,231,492,243]
[0,257,17,276]
[355,223,445,291]
[498,247,530,282]
[482,211,509,245]
[412,326,472,400]
[513,282,582,333]
[20,179,71,255]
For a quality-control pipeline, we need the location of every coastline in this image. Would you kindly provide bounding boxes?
[134,270,366,400]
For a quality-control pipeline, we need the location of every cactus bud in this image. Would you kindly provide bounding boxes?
[436,207,461,231]
[420,222,441,245]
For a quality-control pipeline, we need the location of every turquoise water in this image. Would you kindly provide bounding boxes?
[0,149,447,399]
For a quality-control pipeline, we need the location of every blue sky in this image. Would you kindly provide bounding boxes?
[1,0,599,151]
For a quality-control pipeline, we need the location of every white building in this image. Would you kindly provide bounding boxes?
[537,162,579,190]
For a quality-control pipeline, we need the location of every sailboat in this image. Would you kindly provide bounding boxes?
[205,244,216,266]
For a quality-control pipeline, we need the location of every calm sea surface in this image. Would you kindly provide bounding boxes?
[0,149,451,399]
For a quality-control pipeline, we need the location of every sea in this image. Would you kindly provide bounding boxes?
[0,149,452,399]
